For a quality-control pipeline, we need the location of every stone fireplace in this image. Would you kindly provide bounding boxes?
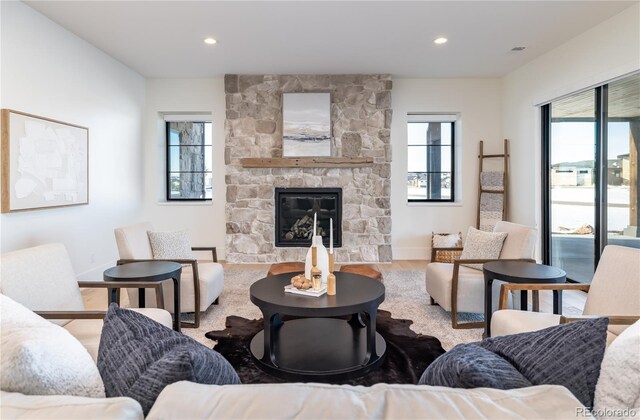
[275,188,342,248]
[224,74,392,263]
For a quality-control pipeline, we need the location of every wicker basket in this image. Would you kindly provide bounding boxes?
[430,232,463,263]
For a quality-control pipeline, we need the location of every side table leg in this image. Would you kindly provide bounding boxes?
[553,290,563,314]
[138,288,145,308]
[172,277,181,332]
[484,278,494,338]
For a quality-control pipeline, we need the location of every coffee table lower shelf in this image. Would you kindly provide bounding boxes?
[250,317,386,381]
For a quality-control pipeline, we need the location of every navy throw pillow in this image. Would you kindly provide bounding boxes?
[420,317,608,408]
[97,304,240,415]
[419,343,532,389]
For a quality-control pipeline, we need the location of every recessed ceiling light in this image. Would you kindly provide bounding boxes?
[434,37,448,45]
[204,37,217,45]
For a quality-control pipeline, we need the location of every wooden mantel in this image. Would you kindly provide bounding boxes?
[240,157,374,168]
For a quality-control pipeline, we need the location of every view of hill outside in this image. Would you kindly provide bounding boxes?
[549,73,639,282]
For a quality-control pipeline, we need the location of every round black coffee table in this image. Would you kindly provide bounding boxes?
[249,272,386,381]
[483,261,566,337]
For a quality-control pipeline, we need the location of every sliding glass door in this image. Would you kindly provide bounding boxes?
[542,73,639,283]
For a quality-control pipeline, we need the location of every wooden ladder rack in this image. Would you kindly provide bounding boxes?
[477,139,509,229]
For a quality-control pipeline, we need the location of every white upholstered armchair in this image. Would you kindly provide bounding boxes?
[0,243,172,360]
[425,221,537,329]
[491,245,640,342]
[114,222,224,328]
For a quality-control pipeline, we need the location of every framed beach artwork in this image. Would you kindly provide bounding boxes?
[1,109,89,213]
[282,92,331,157]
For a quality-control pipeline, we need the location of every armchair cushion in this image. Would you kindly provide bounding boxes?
[490,310,562,338]
[147,230,194,260]
[459,227,507,270]
[98,304,240,415]
[64,308,173,361]
[0,294,105,398]
[114,222,154,260]
[494,221,537,259]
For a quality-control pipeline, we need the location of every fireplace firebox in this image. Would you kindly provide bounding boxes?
[275,188,342,248]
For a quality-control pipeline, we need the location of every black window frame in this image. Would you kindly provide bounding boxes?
[407,120,456,203]
[165,120,213,202]
[541,71,640,282]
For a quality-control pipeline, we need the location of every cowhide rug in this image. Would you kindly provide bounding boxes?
[205,310,446,385]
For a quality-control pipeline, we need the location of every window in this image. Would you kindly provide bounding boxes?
[541,72,640,283]
[407,114,456,202]
[166,119,212,201]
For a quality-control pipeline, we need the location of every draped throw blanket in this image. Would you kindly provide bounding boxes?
[479,171,504,232]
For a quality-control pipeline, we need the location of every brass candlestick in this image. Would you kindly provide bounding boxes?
[327,252,336,295]
[310,246,322,291]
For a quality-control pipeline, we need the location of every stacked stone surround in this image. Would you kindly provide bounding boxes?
[224,74,392,263]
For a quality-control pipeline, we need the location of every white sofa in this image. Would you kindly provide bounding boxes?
[1,382,587,419]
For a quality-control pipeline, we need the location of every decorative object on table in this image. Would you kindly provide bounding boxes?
[327,218,336,295]
[98,304,240,416]
[310,246,322,290]
[290,273,311,290]
[430,232,463,263]
[205,309,445,385]
[282,92,331,157]
[476,139,509,232]
[419,317,608,408]
[284,284,327,297]
[1,109,89,213]
[327,258,336,295]
[304,213,329,283]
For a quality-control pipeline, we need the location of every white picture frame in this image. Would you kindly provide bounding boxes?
[282,92,331,157]
[1,109,89,213]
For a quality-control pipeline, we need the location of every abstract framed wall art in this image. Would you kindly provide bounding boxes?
[282,92,331,157]
[1,109,89,213]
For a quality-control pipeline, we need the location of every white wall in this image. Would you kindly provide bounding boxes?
[502,4,640,236]
[0,1,146,277]
[391,78,503,259]
[143,79,227,259]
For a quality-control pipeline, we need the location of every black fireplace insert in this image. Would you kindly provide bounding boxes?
[275,188,342,248]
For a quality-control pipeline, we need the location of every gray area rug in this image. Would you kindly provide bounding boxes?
[182,268,482,350]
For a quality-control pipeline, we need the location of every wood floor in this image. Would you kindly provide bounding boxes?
[82,260,587,315]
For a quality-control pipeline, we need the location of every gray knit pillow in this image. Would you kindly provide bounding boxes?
[460,227,507,270]
[420,318,608,408]
[147,230,193,259]
[97,305,240,415]
[479,317,608,408]
[418,344,532,389]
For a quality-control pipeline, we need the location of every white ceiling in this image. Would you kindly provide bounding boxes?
[25,1,637,79]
